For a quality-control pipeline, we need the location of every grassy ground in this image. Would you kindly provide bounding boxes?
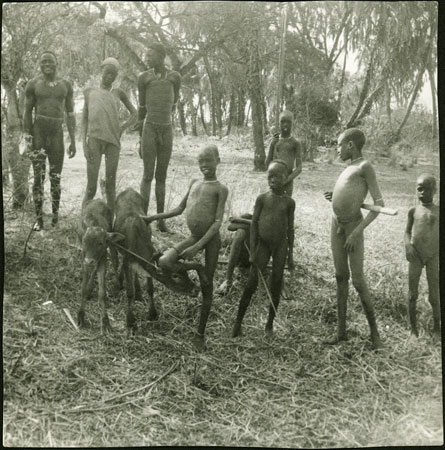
[3,132,442,447]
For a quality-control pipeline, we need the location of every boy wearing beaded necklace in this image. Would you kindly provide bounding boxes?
[142,145,228,351]
[265,110,302,196]
[324,128,384,349]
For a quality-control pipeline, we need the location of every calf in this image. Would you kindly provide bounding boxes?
[77,199,124,332]
[113,188,201,335]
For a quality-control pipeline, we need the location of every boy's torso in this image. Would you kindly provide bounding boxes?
[273,137,300,172]
[412,204,439,259]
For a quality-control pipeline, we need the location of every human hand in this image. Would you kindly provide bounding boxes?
[68,142,76,159]
[324,191,333,202]
[344,230,361,252]
[405,243,418,262]
[180,245,199,260]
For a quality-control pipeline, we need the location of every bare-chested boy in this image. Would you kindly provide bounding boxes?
[232,160,295,338]
[142,145,228,351]
[324,128,383,349]
[404,173,440,337]
[82,57,136,214]
[23,51,76,230]
[265,110,302,196]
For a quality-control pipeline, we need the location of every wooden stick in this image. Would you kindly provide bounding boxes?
[63,308,79,332]
[361,203,398,215]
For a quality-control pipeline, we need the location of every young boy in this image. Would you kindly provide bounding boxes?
[142,144,228,351]
[324,128,383,349]
[265,110,302,196]
[215,213,252,295]
[404,173,440,337]
[81,57,137,214]
[232,160,295,338]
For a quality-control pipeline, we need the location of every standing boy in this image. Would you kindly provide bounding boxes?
[265,110,302,196]
[324,128,384,349]
[23,51,76,230]
[81,57,137,214]
[232,160,295,338]
[142,145,228,351]
[404,173,440,337]
[138,43,181,231]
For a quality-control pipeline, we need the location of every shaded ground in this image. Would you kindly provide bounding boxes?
[3,132,442,447]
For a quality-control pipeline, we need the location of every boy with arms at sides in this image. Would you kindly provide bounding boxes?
[142,145,228,351]
[265,110,302,196]
[404,173,440,337]
[81,57,137,214]
[23,51,77,231]
[138,42,181,232]
[324,128,384,349]
[232,160,295,338]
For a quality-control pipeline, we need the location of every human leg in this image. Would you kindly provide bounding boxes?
[154,125,173,231]
[30,122,47,230]
[193,233,221,351]
[140,121,157,213]
[47,126,65,226]
[326,217,350,343]
[348,225,382,348]
[82,137,102,211]
[425,255,440,335]
[104,142,120,214]
[265,241,287,335]
[232,241,271,337]
[407,258,422,336]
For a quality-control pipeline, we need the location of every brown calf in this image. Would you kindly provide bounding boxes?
[113,188,201,335]
[77,199,124,332]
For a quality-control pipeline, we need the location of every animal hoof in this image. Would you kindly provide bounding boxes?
[147,307,159,321]
[77,310,86,328]
[371,335,384,350]
[101,316,113,334]
[265,327,274,338]
[33,220,44,232]
[192,333,206,352]
[157,219,168,233]
[231,323,243,338]
[51,214,59,227]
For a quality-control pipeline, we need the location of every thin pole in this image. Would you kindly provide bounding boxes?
[275,2,289,130]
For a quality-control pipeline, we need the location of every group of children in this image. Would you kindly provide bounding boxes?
[23,50,439,351]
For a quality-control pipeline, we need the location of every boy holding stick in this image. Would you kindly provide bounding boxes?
[324,128,385,349]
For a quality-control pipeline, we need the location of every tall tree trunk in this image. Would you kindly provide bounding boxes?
[188,99,198,136]
[199,97,210,136]
[3,83,30,208]
[427,66,438,138]
[177,99,187,135]
[226,91,236,136]
[385,81,392,129]
[236,89,246,127]
[393,43,431,143]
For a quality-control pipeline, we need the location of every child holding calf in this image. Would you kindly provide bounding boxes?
[404,173,440,337]
[142,145,228,351]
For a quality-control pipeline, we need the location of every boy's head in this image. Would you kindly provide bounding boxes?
[101,57,119,87]
[267,159,288,192]
[198,145,220,180]
[147,42,166,67]
[279,110,293,136]
[416,173,436,204]
[337,128,366,160]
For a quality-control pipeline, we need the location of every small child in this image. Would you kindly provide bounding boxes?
[265,110,302,196]
[324,128,383,349]
[232,160,295,338]
[215,213,252,295]
[404,173,440,337]
[142,144,228,351]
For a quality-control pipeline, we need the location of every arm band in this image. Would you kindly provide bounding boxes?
[374,198,383,202]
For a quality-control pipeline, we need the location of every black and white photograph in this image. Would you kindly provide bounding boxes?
[2,1,442,447]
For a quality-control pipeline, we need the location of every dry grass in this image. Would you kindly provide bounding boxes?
[3,132,442,447]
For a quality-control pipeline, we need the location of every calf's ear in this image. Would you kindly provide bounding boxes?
[106,232,125,244]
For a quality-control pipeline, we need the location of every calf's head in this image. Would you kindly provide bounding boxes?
[82,227,124,265]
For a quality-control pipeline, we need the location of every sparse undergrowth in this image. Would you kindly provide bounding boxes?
[3,133,442,447]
